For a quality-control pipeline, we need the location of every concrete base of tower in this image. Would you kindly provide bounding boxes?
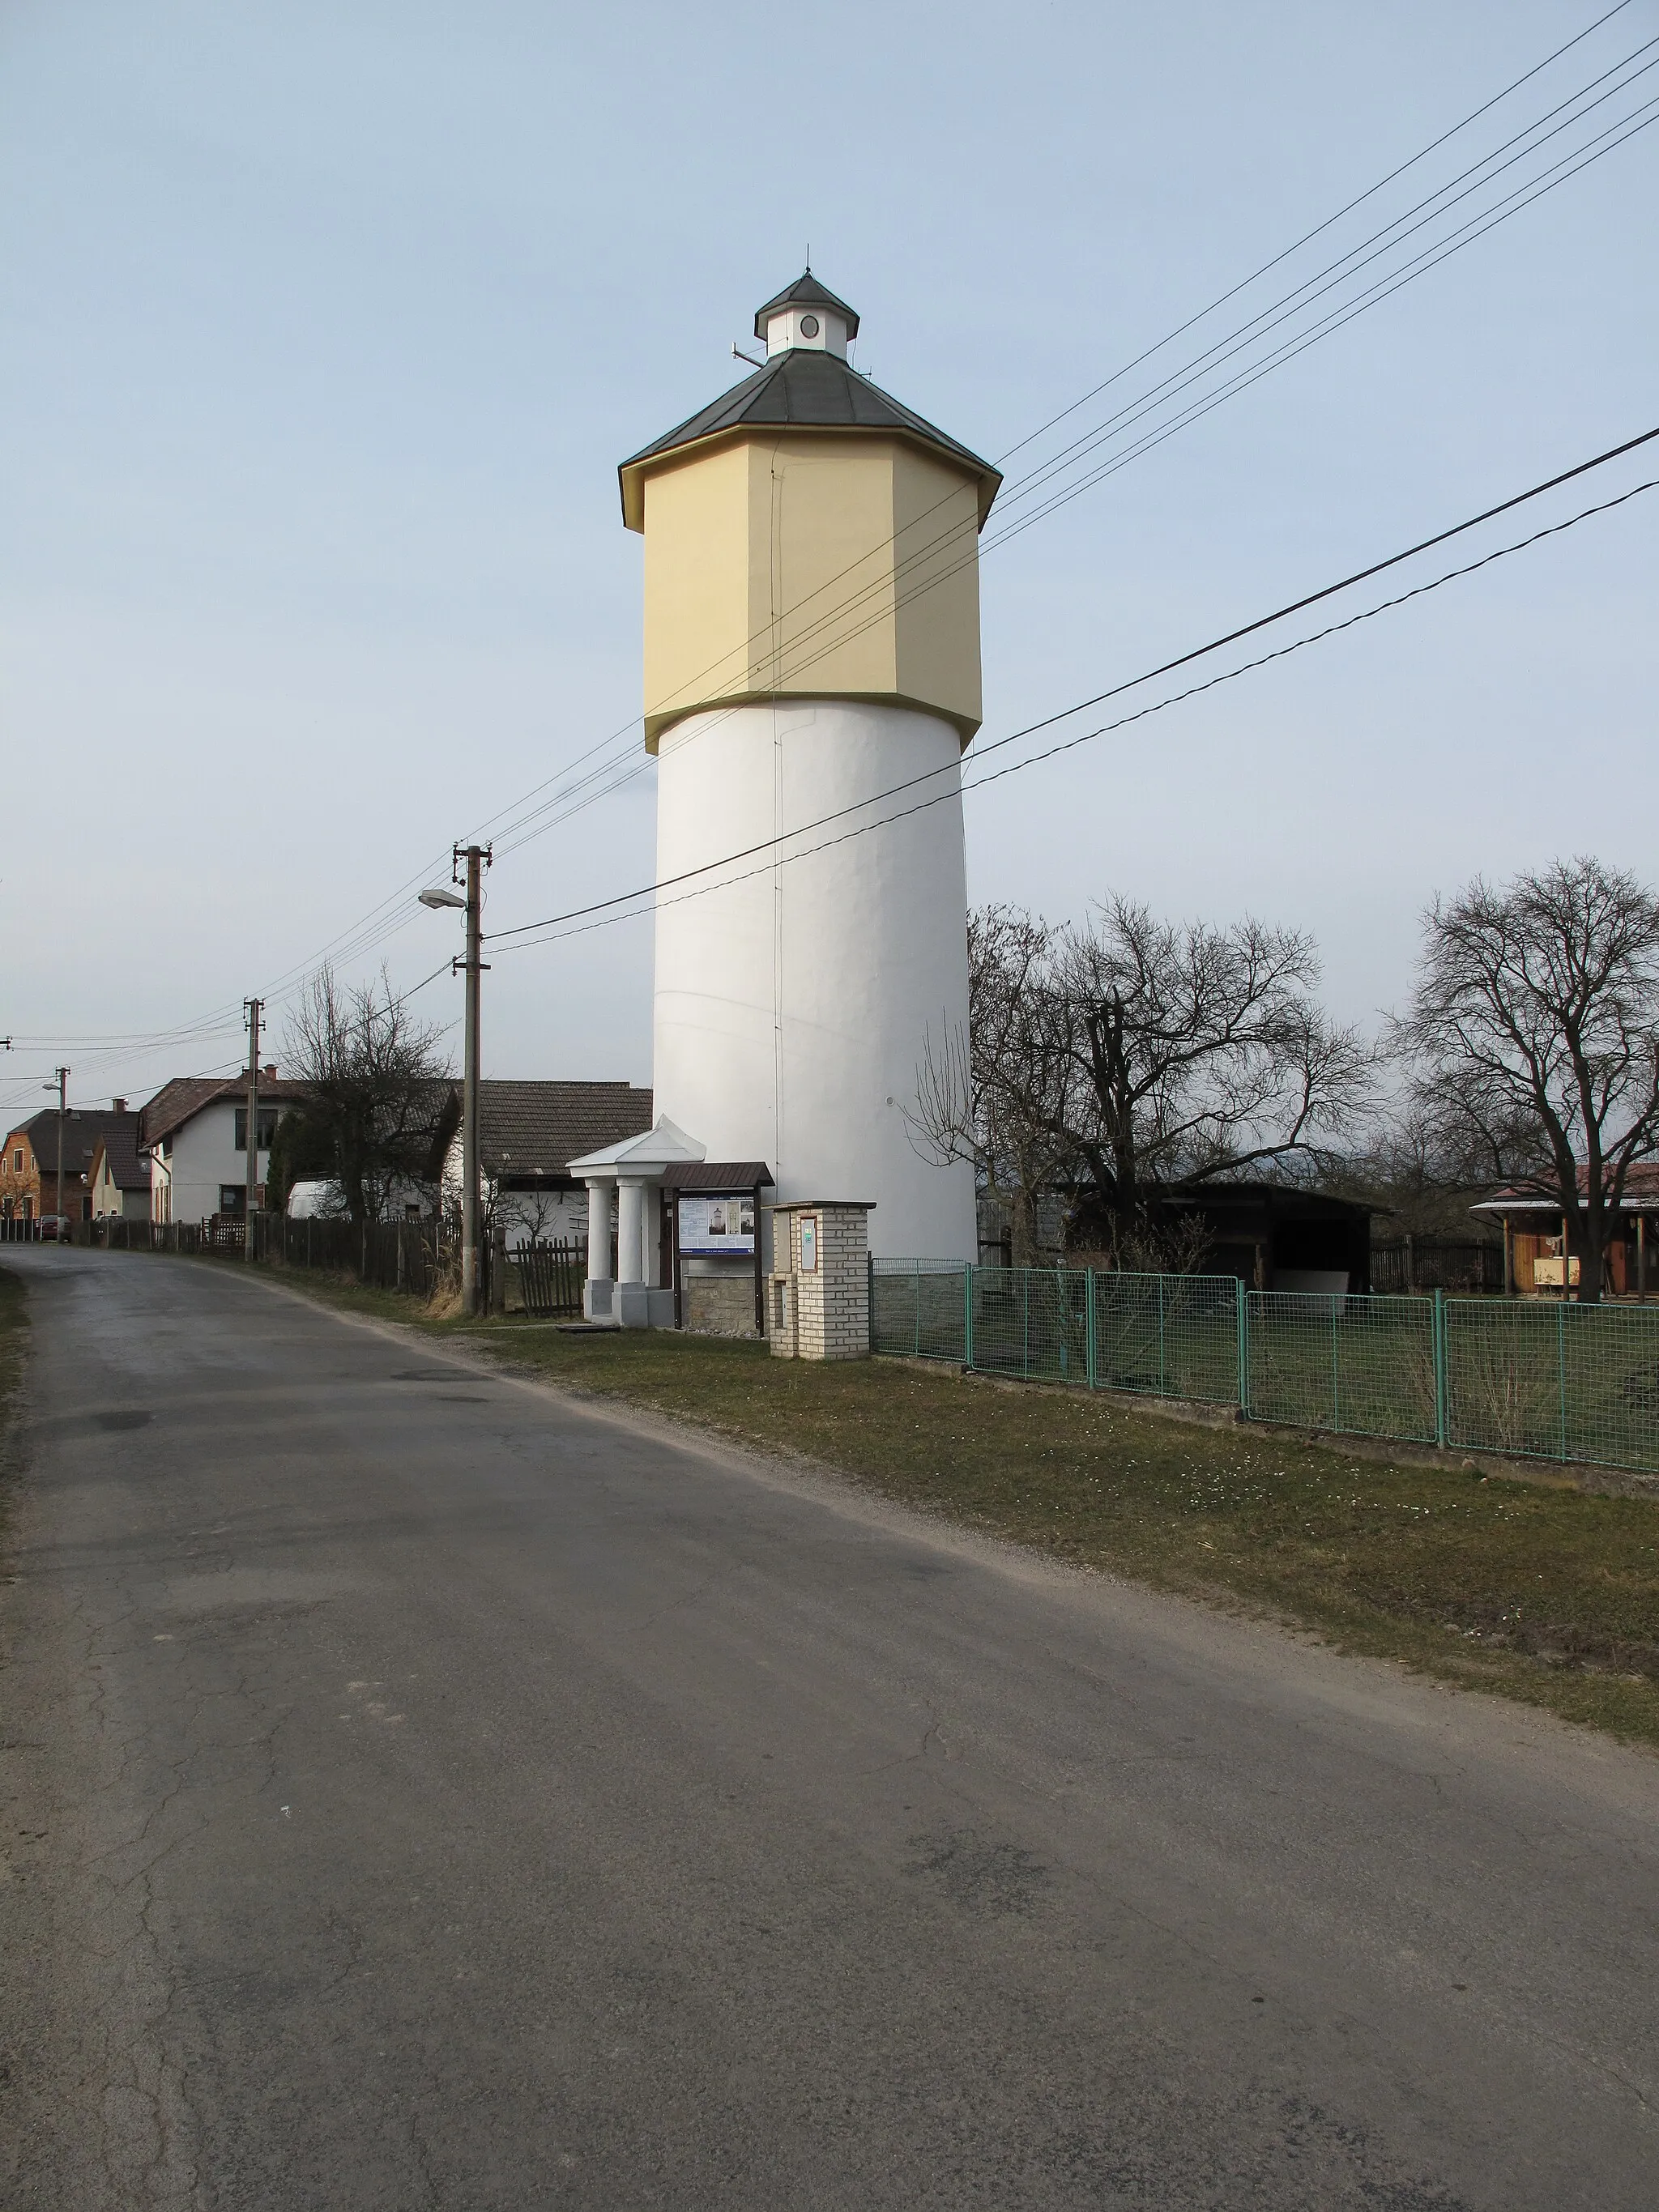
[652,698,978,1263]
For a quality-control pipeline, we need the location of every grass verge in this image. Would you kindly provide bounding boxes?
[253,1265,1659,1751]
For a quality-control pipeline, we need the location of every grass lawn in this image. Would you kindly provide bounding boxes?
[240,1264,1659,1750]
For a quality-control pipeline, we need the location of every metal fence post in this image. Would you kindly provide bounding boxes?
[915,1259,922,1357]
[1558,1298,1568,1461]
[867,1251,876,1353]
[1236,1278,1250,1418]
[964,1263,975,1372]
[1085,1269,1097,1392]
[1433,1289,1448,1448]
[1157,1272,1167,1396]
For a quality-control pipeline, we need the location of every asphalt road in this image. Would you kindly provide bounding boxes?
[2,1248,1657,2210]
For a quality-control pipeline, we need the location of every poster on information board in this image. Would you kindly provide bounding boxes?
[677,1192,756,1256]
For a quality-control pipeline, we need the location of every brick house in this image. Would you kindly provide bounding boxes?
[1,1102,141,1224]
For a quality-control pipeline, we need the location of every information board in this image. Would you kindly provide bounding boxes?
[677,1191,756,1257]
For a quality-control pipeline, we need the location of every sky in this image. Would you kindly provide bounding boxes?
[2,0,1655,1122]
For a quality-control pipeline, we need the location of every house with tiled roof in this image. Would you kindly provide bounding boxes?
[2,1102,141,1225]
[430,1079,655,1247]
[139,1071,311,1225]
[1471,1162,1659,1297]
[87,1120,153,1222]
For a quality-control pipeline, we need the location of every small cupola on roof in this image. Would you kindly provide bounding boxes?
[754,271,860,360]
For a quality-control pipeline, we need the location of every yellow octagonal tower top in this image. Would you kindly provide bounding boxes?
[619,275,1001,752]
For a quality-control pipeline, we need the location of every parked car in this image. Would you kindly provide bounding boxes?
[36,1215,73,1242]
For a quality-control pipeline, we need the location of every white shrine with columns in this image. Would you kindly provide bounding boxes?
[567,1115,704,1328]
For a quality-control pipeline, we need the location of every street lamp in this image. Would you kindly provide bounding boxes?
[418,848,490,1314]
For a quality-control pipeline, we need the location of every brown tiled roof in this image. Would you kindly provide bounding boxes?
[1478,1161,1659,1207]
[440,1080,655,1178]
[88,1123,151,1191]
[139,1076,311,1149]
[5,1106,141,1171]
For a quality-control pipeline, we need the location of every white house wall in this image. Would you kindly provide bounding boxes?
[92,1163,149,1221]
[150,1102,269,1225]
[437,1132,586,1248]
[652,699,977,1261]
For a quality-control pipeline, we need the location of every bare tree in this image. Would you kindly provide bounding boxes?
[1047,899,1370,1259]
[908,906,1073,1264]
[493,1185,571,1246]
[1320,1101,1501,1242]
[282,965,453,1225]
[1393,858,1659,1303]
[912,898,1368,1267]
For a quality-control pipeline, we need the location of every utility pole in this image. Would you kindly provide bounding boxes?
[454,845,492,1316]
[244,998,262,1261]
[49,1067,69,1227]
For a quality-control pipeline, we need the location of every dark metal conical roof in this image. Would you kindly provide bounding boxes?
[752,271,860,339]
[619,350,1000,531]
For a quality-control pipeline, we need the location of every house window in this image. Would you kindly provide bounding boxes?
[233,1107,279,1153]
[219,1186,246,1216]
[11,1149,20,1174]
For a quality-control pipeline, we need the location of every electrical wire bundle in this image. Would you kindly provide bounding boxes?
[6,3,1654,1111]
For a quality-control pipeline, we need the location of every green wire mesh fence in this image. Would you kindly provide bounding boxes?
[870,1259,1659,1476]
[871,1258,968,1362]
[1092,1272,1242,1404]
[1444,1298,1659,1470]
[1246,1289,1439,1444]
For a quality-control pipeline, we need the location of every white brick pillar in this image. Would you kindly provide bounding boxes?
[770,1201,873,1360]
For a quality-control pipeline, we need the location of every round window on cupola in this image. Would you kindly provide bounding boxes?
[765,303,847,356]
[756,275,859,360]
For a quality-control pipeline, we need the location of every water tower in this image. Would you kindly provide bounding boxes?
[618,274,1000,1259]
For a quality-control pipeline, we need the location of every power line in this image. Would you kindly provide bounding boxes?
[19,10,1648,1089]
[484,428,1659,949]
[992,0,1637,472]
[665,89,1659,748]
[484,85,1659,872]
[117,9,1659,1014]
[986,53,1659,527]
[457,16,1659,869]
[494,474,1658,957]
[481,28,1659,861]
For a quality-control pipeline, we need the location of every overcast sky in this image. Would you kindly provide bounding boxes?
[2,0,1655,1119]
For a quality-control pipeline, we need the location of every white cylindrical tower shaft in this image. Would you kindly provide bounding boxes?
[653,700,976,1258]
